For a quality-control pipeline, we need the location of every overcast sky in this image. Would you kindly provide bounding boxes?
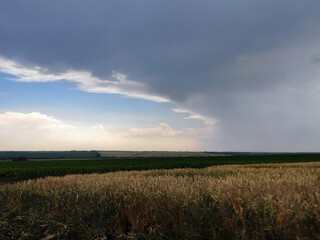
[0,0,320,151]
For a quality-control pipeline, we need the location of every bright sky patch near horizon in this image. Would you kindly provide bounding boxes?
[0,0,320,151]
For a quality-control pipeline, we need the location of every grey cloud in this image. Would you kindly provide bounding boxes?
[311,54,320,63]
[1,0,320,150]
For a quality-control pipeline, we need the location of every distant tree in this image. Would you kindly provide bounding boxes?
[12,156,27,162]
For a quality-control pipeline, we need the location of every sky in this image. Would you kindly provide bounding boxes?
[0,0,320,151]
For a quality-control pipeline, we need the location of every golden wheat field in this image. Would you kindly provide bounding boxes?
[1,162,320,239]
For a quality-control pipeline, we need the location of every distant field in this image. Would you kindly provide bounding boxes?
[1,154,320,182]
[0,151,100,160]
[1,162,319,239]
[99,151,227,158]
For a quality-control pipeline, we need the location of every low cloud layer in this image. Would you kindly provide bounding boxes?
[172,108,216,126]
[0,112,202,151]
[0,56,169,102]
[1,1,320,150]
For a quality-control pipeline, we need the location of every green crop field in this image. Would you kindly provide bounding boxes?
[1,154,320,182]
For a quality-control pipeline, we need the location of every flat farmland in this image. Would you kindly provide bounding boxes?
[99,151,227,158]
[1,162,319,239]
[1,154,320,182]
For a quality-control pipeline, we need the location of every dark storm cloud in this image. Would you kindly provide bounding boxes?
[1,0,320,150]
